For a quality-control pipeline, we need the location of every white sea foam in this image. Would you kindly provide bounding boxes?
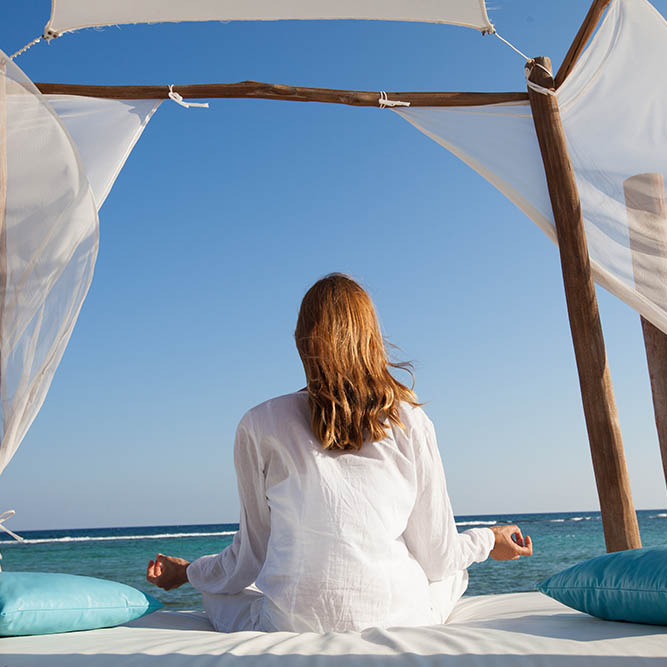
[550,519,566,522]
[0,530,237,546]
[570,516,592,521]
[455,520,497,526]
[650,513,667,519]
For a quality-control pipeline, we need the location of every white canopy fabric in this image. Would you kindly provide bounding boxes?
[0,56,159,477]
[396,0,667,334]
[44,0,494,37]
[45,96,162,209]
[0,53,97,477]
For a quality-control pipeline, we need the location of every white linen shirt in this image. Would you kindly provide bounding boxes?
[187,391,494,632]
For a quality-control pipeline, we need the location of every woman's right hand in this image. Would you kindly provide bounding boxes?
[146,553,191,590]
[489,525,533,561]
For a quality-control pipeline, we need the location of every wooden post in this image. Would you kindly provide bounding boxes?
[624,174,667,489]
[527,57,641,552]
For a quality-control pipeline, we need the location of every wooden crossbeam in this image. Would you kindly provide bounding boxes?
[555,0,612,89]
[34,80,527,107]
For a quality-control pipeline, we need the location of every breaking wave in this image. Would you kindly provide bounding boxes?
[455,520,497,526]
[1,531,237,546]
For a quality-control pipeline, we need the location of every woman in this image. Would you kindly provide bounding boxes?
[146,273,532,632]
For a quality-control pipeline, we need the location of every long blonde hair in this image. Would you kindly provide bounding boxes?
[295,274,420,451]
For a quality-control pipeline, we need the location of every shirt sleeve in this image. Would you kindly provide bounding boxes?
[402,414,495,581]
[186,414,271,595]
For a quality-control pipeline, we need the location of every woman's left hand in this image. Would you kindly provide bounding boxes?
[146,553,191,590]
[488,525,533,561]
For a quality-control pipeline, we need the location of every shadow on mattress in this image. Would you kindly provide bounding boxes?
[126,610,214,631]
[2,653,666,666]
[125,608,665,642]
[448,613,667,641]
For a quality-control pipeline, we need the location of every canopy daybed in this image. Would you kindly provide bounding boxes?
[0,0,666,663]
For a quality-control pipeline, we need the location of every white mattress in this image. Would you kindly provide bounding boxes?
[2,593,666,665]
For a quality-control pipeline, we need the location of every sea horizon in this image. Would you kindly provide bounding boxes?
[1,509,664,609]
[3,507,666,538]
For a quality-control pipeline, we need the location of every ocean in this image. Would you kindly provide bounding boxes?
[1,510,665,611]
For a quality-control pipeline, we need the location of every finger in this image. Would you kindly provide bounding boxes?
[505,525,518,541]
[525,535,533,555]
[511,526,524,546]
[146,560,155,578]
[512,541,533,556]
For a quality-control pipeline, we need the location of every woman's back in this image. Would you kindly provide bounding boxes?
[148,274,530,632]
[249,391,435,632]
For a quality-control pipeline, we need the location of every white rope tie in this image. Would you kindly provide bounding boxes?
[0,510,24,572]
[493,31,532,62]
[378,91,410,108]
[0,510,23,543]
[168,85,209,109]
[9,36,42,61]
[492,31,556,97]
[524,62,557,97]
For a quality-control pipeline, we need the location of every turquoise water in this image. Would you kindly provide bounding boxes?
[1,510,665,611]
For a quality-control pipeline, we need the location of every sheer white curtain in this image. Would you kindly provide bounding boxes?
[0,52,160,476]
[0,52,98,476]
[396,0,667,334]
[46,96,161,209]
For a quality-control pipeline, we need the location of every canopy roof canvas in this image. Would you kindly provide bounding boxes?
[44,0,494,38]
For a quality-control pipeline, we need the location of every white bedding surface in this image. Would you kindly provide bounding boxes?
[2,593,666,666]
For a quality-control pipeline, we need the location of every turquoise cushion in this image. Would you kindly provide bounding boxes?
[538,546,667,625]
[0,572,162,636]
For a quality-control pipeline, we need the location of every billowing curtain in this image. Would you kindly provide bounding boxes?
[396,0,667,334]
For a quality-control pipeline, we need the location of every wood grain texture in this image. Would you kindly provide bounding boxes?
[554,0,612,89]
[528,57,641,552]
[624,173,667,490]
[34,81,528,107]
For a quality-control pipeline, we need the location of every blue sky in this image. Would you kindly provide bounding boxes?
[0,1,665,531]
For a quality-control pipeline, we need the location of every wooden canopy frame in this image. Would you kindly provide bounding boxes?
[32,1,609,105]
[25,0,666,551]
[34,82,527,107]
